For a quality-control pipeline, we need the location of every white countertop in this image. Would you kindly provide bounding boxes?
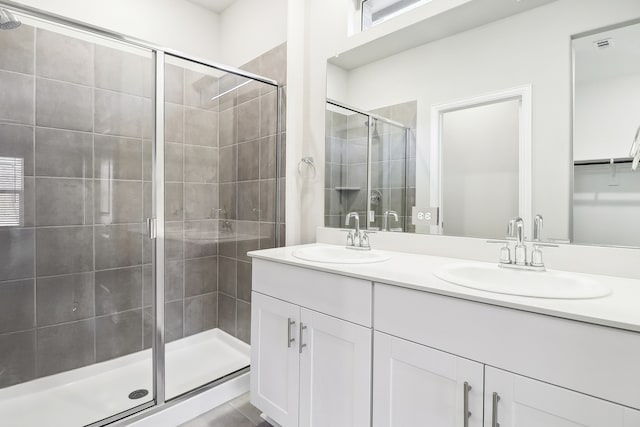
[249,243,640,333]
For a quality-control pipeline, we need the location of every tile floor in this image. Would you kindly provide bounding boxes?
[180,393,272,427]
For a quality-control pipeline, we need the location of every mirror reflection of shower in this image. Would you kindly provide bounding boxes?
[324,99,416,232]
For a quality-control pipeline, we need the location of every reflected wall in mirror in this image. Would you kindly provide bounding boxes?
[573,21,640,247]
[325,0,640,248]
[439,98,521,239]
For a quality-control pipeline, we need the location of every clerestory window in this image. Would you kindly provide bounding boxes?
[361,0,431,30]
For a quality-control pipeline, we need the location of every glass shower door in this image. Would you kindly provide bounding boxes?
[162,54,280,399]
[0,12,155,427]
[370,118,408,231]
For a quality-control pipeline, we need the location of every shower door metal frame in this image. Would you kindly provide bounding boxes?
[0,1,283,426]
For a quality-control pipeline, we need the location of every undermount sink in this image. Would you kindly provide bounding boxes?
[434,262,611,299]
[292,245,391,264]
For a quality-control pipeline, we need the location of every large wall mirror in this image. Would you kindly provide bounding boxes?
[325,0,640,248]
[573,20,640,247]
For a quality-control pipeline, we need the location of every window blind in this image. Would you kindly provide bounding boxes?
[0,156,24,227]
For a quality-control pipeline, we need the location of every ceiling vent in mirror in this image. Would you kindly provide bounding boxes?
[593,38,613,50]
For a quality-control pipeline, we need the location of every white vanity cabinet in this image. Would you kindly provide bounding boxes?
[373,331,484,427]
[250,259,373,427]
[375,283,640,427]
[484,367,640,427]
[249,256,640,427]
[372,330,640,427]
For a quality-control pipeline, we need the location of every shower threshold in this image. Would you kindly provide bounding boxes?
[0,329,250,427]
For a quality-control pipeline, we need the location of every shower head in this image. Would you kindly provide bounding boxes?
[0,9,21,30]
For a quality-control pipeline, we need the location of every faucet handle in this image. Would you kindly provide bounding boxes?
[340,229,356,246]
[359,231,372,249]
[530,242,557,268]
[346,231,354,247]
[487,240,512,264]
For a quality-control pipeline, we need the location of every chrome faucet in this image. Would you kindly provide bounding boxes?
[345,212,360,235]
[383,210,399,231]
[344,212,372,250]
[488,215,557,271]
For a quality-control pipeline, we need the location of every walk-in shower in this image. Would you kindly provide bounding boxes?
[0,3,284,426]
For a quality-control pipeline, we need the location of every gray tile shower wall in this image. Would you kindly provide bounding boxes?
[324,109,368,227]
[216,43,287,345]
[0,25,153,388]
[156,59,220,349]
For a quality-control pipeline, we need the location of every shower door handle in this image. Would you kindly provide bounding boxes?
[287,318,295,348]
[146,217,157,239]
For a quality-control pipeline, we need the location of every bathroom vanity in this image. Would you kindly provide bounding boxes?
[248,244,640,427]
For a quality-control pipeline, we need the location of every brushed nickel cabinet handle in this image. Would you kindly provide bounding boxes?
[463,382,472,427]
[287,318,295,348]
[299,323,307,354]
[492,392,501,427]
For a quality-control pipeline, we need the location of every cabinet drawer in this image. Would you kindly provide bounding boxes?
[375,283,640,410]
[253,259,372,327]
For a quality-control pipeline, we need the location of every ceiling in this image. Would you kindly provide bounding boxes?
[574,22,640,83]
[187,0,237,13]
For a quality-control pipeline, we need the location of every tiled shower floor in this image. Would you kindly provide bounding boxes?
[180,393,272,427]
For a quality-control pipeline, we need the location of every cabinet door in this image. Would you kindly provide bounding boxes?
[484,366,640,427]
[373,331,484,427]
[250,292,300,427]
[298,308,372,427]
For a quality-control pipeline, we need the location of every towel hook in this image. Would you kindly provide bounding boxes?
[298,156,316,178]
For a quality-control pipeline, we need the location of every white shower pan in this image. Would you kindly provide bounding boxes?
[0,329,249,427]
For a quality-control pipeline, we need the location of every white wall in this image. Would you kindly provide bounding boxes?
[218,0,288,67]
[15,0,290,67]
[313,0,640,242]
[574,73,640,161]
[14,0,221,61]
[441,100,519,239]
[326,63,348,101]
